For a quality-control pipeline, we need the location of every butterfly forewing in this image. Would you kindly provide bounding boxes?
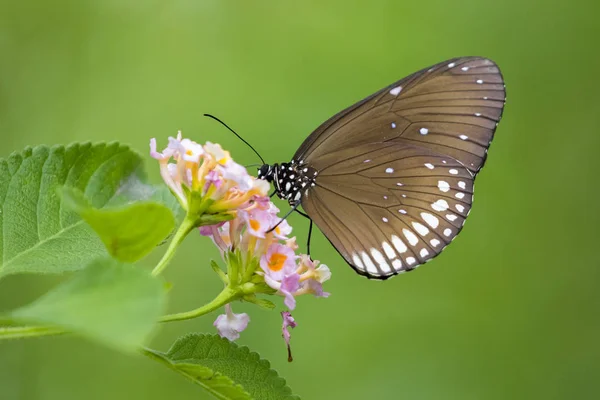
[296,57,505,279]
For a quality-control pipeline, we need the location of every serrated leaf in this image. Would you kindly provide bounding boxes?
[145,350,251,400]
[8,257,165,351]
[61,187,175,263]
[145,334,300,400]
[0,143,180,279]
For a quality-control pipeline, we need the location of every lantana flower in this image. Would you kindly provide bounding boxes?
[213,304,250,341]
[281,311,297,362]
[150,132,270,224]
[152,132,331,357]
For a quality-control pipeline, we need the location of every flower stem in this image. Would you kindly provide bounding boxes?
[152,216,197,276]
[159,286,240,323]
[0,325,66,340]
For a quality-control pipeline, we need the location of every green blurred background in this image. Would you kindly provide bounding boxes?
[1,1,599,399]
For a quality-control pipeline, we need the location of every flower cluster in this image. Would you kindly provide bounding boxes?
[150,132,331,355]
[150,132,270,222]
[202,203,331,310]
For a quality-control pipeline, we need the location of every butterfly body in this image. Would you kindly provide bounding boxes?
[259,57,505,279]
[258,161,318,205]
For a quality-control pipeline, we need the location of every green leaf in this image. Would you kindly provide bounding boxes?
[8,257,165,351]
[0,143,181,279]
[61,187,175,263]
[145,350,251,400]
[113,174,185,222]
[145,334,300,400]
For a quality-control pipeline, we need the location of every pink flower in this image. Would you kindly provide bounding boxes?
[271,218,292,240]
[260,243,297,281]
[285,237,299,251]
[241,209,272,239]
[281,311,297,362]
[149,133,269,214]
[251,195,271,210]
[279,273,301,310]
[214,304,250,341]
[204,170,222,193]
[296,255,331,298]
[179,138,205,163]
[219,160,253,191]
[150,131,182,160]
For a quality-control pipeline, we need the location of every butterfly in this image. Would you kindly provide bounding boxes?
[255,57,505,279]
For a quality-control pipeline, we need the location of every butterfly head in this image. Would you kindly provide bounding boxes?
[257,164,277,182]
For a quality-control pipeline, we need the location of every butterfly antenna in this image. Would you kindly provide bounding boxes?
[203,114,266,165]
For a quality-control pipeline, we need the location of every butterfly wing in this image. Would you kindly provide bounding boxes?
[296,57,505,279]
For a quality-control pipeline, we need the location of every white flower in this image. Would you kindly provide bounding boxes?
[213,304,250,341]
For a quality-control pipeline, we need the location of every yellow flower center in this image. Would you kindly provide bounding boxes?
[249,219,261,231]
[268,253,287,272]
[186,149,193,156]
[275,226,281,234]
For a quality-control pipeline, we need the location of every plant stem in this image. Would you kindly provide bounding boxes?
[152,216,196,276]
[159,286,240,323]
[0,325,65,340]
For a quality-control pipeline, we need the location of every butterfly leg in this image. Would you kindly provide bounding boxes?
[307,219,313,256]
[266,201,301,233]
[293,209,313,257]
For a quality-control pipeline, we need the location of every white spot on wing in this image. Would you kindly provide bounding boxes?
[391,122,396,128]
[361,252,378,274]
[370,248,390,273]
[461,66,469,71]
[406,257,416,265]
[432,199,449,212]
[438,180,450,192]
[385,167,394,174]
[382,217,389,223]
[421,212,439,228]
[352,254,365,270]
[412,222,429,236]
[396,182,403,186]
[364,159,371,163]
[420,248,429,257]
[389,86,402,96]
[443,228,452,237]
[456,204,465,213]
[446,213,458,221]
[420,128,429,135]
[382,242,396,259]
[424,163,434,169]
[476,79,484,84]
[449,169,459,175]
[430,238,441,247]
[458,181,466,189]
[392,259,402,270]
[399,209,407,214]
[402,228,419,246]
[455,192,465,199]
[459,134,468,140]
[391,235,407,253]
